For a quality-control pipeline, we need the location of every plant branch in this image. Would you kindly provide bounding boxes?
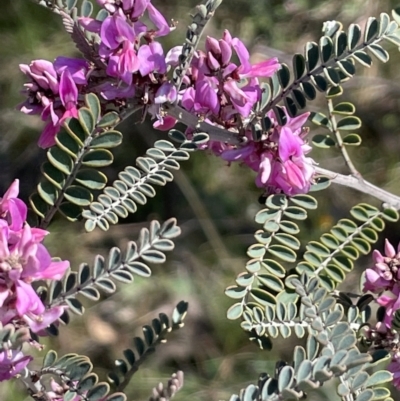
[164,103,241,144]
[172,0,223,92]
[326,97,360,177]
[315,166,400,209]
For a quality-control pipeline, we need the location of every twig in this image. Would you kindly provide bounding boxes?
[315,166,400,210]
[326,97,361,177]
[172,0,223,92]
[164,103,241,144]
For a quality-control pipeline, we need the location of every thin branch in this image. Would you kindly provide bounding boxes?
[172,0,223,92]
[326,97,361,177]
[315,166,400,209]
[164,103,241,144]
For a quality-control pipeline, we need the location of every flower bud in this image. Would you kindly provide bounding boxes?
[205,36,221,56]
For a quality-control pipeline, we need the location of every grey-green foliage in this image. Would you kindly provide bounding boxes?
[229,274,392,401]
[226,194,399,347]
[82,131,208,232]
[108,301,188,391]
[30,0,106,65]
[31,0,105,21]
[39,350,126,401]
[311,95,362,149]
[172,0,223,90]
[30,93,122,226]
[226,193,317,321]
[255,11,400,125]
[42,218,180,333]
[0,323,30,354]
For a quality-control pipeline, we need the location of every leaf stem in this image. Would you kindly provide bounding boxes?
[326,97,361,177]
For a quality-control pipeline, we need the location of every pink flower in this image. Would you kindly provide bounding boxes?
[221,108,314,195]
[364,239,400,293]
[18,58,88,148]
[138,42,166,77]
[376,287,400,327]
[0,350,32,381]
[0,180,27,232]
[99,12,139,85]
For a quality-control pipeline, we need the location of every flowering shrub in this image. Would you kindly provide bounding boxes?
[3,0,400,400]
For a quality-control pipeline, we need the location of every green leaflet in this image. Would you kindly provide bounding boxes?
[30,94,123,225]
[45,219,180,328]
[82,134,207,231]
[39,350,124,401]
[255,12,399,124]
[107,301,187,389]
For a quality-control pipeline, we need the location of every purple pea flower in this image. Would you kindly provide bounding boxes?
[138,42,167,77]
[0,350,32,381]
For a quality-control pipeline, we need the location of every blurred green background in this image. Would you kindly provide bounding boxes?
[1,0,400,400]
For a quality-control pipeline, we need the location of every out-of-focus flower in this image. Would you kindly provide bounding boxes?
[0,350,32,382]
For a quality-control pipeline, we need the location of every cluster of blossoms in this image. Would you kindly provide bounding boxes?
[18,0,316,195]
[363,239,400,386]
[364,239,400,328]
[0,180,69,381]
[18,58,89,148]
[220,110,314,195]
[19,0,172,149]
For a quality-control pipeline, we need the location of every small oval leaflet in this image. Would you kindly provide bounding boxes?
[325,309,342,326]
[79,107,95,136]
[348,23,361,49]
[284,206,307,220]
[86,383,110,401]
[48,146,73,175]
[268,245,297,263]
[83,149,114,167]
[97,111,120,128]
[278,366,295,393]
[250,288,276,306]
[42,350,58,368]
[293,53,305,80]
[76,169,107,190]
[225,286,248,300]
[366,370,393,387]
[258,274,284,292]
[90,131,123,149]
[355,389,374,401]
[337,333,357,350]
[81,0,93,17]
[227,303,243,320]
[64,185,93,206]
[126,261,151,277]
[337,116,362,130]
[37,181,58,206]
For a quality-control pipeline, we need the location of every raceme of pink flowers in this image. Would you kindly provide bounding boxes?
[17,2,316,197]
[363,239,400,387]
[0,180,70,381]
[18,58,88,148]
[220,109,315,195]
[364,239,400,328]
